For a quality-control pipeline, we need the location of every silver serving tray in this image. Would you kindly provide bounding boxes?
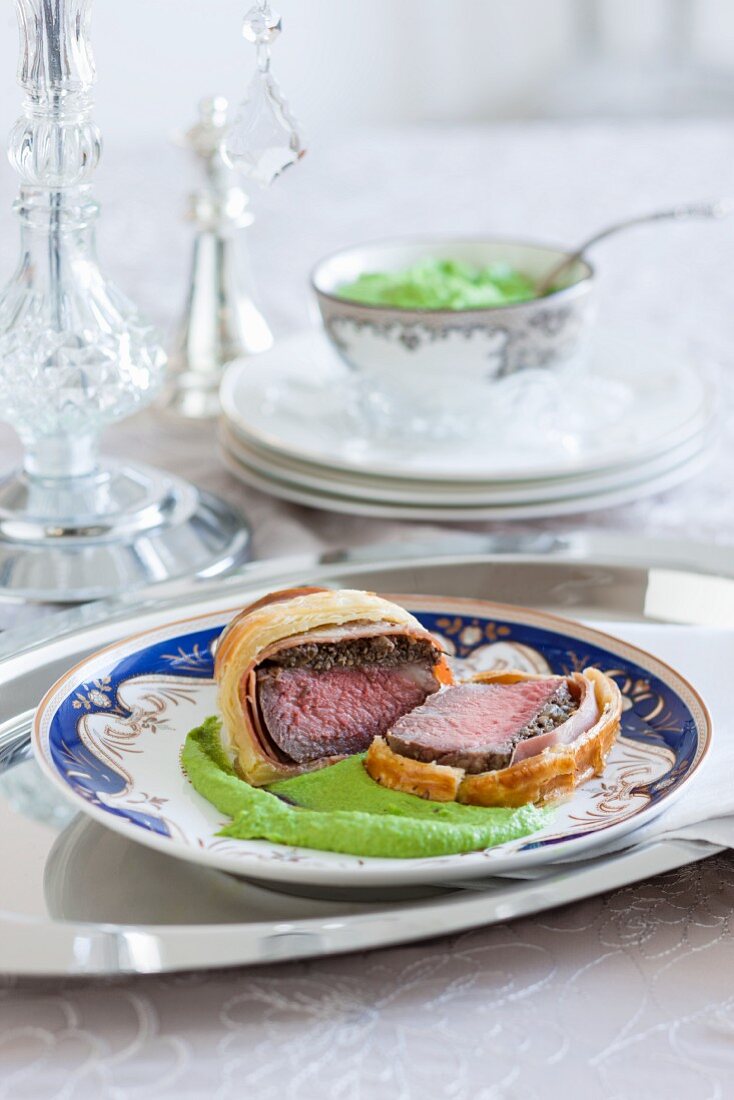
[0,533,729,978]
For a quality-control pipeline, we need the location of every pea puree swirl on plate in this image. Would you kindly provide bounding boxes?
[182,718,551,859]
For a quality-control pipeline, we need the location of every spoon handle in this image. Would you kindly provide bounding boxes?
[537,198,734,296]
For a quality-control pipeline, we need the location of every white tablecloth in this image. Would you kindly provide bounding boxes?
[1,122,734,1098]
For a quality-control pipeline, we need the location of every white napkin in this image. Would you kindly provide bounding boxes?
[586,621,729,850]
[501,621,731,879]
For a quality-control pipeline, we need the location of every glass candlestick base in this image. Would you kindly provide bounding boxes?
[0,461,250,604]
[0,0,252,603]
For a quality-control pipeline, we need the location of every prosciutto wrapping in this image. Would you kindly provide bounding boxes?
[511,674,599,763]
[214,587,451,785]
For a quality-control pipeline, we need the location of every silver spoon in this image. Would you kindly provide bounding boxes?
[536,198,734,296]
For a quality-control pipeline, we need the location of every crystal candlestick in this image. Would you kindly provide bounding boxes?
[0,0,250,602]
[160,96,273,419]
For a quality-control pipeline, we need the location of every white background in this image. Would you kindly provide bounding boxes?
[2,0,734,151]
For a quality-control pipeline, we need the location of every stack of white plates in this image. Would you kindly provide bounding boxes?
[219,330,713,521]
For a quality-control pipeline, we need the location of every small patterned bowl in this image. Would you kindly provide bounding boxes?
[311,237,595,418]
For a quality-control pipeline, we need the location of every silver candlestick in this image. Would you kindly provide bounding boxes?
[160,96,273,420]
[0,0,250,603]
[162,0,305,419]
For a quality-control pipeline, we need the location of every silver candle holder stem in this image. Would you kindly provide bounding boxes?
[163,1,306,419]
[161,97,273,419]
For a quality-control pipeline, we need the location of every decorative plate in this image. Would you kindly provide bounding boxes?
[33,596,712,888]
[219,421,709,506]
[220,443,710,524]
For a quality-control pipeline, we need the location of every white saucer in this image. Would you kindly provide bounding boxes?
[221,439,711,521]
[220,329,711,484]
[220,421,710,508]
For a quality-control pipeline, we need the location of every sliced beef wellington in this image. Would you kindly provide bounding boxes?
[366,668,622,807]
[214,587,451,785]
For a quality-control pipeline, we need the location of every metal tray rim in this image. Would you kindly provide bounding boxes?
[0,534,731,977]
